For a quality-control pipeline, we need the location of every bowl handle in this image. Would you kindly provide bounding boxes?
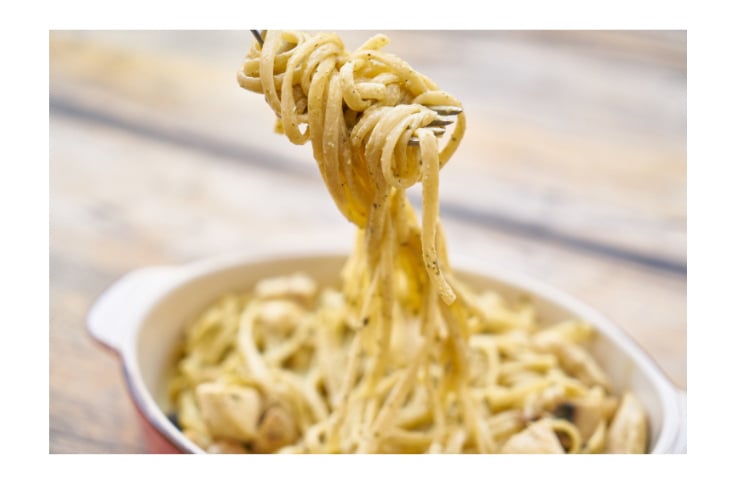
[87,266,176,353]
[673,388,687,453]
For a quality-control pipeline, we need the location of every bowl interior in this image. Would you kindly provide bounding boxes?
[133,254,673,452]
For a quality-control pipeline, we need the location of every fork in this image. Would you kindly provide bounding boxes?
[249,30,462,146]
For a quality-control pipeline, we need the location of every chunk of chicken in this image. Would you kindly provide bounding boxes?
[183,429,211,450]
[257,299,304,335]
[206,439,249,454]
[535,334,610,389]
[253,404,299,453]
[584,420,607,453]
[254,273,318,307]
[501,419,565,454]
[195,382,263,442]
[606,392,648,453]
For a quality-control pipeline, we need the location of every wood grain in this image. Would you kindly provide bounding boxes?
[49,30,686,453]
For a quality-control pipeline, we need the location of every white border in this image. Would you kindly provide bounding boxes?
[42,0,689,29]
[23,0,742,481]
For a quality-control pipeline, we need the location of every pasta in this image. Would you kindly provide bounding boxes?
[168,30,648,454]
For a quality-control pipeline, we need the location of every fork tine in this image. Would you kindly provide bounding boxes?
[427,127,447,137]
[408,127,447,146]
[251,30,264,46]
[426,118,454,127]
[426,105,463,116]
[408,103,463,146]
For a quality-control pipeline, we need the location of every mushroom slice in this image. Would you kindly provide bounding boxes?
[553,398,602,441]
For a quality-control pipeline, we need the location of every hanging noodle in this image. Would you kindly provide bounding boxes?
[168,30,648,454]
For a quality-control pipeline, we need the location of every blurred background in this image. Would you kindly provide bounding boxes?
[50,30,686,452]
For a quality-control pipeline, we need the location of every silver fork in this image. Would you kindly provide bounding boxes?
[249,30,462,146]
[408,107,462,146]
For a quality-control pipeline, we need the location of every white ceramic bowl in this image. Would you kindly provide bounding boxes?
[87,250,686,453]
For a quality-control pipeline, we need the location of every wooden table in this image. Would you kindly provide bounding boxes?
[50,30,686,453]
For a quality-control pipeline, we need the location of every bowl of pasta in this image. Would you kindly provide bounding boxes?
[87,249,686,454]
